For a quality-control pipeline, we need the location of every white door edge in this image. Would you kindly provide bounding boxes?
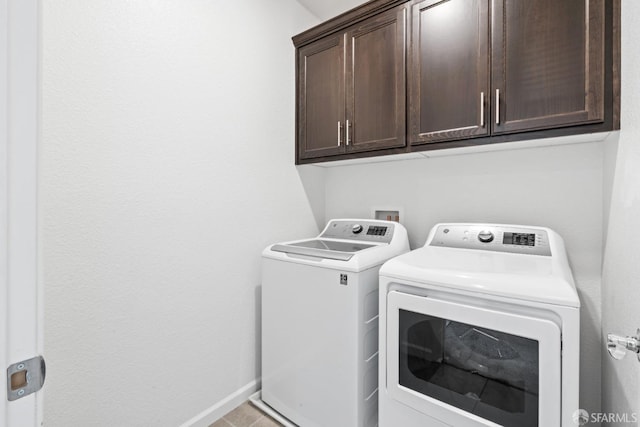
[1,0,42,425]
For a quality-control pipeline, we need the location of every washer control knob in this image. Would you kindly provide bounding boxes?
[478,230,494,243]
[352,224,364,234]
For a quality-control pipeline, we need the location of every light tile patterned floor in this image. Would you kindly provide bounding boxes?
[209,401,283,427]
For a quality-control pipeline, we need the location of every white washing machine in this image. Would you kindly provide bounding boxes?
[378,223,580,427]
[261,219,409,427]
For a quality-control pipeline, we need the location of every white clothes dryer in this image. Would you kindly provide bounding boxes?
[261,219,409,427]
[378,223,580,427]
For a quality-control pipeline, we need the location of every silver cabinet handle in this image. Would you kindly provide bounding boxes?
[346,119,351,146]
[607,329,640,362]
[480,92,485,128]
[495,89,500,125]
[337,121,342,146]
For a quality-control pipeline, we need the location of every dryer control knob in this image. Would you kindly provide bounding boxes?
[478,230,494,243]
[352,224,364,234]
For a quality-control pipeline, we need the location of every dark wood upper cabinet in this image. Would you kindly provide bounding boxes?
[293,0,618,164]
[346,7,406,153]
[296,5,406,161]
[410,0,607,146]
[492,0,605,134]
[409,0,490,144]
[297,34,346,160]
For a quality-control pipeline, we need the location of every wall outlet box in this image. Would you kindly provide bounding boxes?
[372,207,403,224]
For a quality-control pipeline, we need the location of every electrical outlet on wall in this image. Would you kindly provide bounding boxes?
[372,207,403,223]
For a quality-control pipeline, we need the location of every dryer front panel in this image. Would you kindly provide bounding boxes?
[386,291,561,427]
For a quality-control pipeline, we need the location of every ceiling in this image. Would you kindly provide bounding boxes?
[296,0,365,21]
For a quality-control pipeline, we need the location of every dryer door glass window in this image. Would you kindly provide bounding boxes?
[386,291,561,427]
[399,310,539,427]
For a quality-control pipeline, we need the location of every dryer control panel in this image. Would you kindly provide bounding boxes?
[321,220,395,244]
[429,224,551,256]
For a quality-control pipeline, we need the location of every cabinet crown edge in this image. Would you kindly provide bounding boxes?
[292,0,406,47]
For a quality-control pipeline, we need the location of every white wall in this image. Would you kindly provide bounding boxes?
[296,0,363,21]
[601,1,640,423]
[40,1,321,426]
[324,140,605,415]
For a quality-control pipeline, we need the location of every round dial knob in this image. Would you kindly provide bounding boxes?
[477,230,494,243]
[352,224,364,234]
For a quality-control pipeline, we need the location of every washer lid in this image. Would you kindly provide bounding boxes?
[263,219,410,272]
[380,245,580,307]
[271,239,375,261]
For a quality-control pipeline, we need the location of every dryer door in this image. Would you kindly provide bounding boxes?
[386,291,561,427]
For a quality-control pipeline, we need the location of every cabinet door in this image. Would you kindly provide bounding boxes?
[492,0,605,134]
[345,6,406,153]
[297,34,346,160]
[409,0,490,145]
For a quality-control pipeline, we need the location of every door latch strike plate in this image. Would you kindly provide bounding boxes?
[6,356,46,401]
[340,274,348,285]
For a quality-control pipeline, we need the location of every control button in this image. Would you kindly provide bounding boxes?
[477,230,494,243]
[352,224,363,234]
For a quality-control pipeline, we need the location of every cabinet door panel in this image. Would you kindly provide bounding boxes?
[492,0,604,133]
[298,35,346,160]
[346,6,406,152]
[409,0,490,145]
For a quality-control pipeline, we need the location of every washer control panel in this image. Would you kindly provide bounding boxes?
[429,224,551,256]
[321,220,395,243]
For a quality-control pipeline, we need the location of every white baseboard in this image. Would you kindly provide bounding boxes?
[179,379,260,427]
[248,391,297,427]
